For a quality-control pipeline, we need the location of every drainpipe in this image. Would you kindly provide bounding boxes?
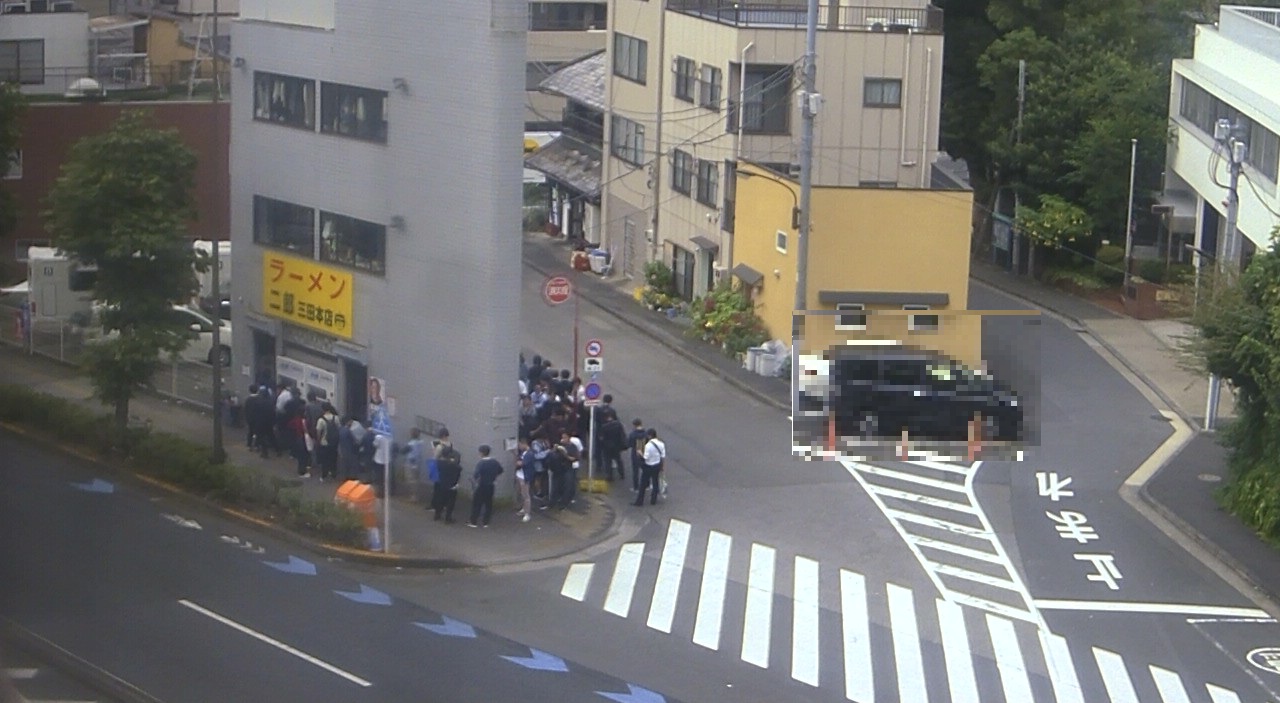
[897,30,912,169]
[919,46,932,187]
[736,42,754,158]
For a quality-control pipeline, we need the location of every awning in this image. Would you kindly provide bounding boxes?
[818,290,949,306]
[524,135,602,198]
[690,235,719,251]
[731,263,764,287]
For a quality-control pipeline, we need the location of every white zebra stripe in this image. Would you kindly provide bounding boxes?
[560,563,594,602]
[887,583,928,703]
[1038,630,1085,703]
[1207,684,1243,703]
[1149,665,1192,703]
[1093,647,1140,703]
[740,543,776,669]
[841,569,874,703]
[986,614,1034,703]
[792,556,821,687]
[935,599,979,703]
[603,542,644,618]
[692,530,732,651]
[646,519,691,634]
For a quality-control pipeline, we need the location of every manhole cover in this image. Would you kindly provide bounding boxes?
[1198,473,1223,483]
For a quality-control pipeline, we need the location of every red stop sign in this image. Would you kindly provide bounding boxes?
[543,275,573,305]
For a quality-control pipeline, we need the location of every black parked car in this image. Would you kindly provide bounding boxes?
[796,342,1023,445]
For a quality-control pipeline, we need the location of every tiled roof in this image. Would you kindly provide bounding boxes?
[539,50,606,113]
[524,135,602,197]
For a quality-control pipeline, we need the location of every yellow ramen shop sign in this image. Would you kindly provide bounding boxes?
[262,252,354,339]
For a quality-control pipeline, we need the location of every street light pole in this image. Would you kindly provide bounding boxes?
[209,0,226,463]
[791,0,818,429]
[1122,138,1138,290]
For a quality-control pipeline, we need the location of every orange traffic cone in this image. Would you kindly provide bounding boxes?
[967,415,982,463]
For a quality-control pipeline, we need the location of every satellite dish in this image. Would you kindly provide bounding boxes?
[65,77,105,100]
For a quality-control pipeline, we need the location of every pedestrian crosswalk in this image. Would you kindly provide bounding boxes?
[560,517,1249,703]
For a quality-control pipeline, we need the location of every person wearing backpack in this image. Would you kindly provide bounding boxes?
[431,429,463,523]
[634,428,666,507]
[314,404,340,481]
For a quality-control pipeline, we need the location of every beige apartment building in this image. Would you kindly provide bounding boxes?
[601,0,944,296]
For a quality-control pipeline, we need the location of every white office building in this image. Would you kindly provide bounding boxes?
[229,0,525,484]
[1165,5,1280,265]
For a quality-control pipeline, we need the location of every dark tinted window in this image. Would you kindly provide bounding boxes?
[883,360,921,385]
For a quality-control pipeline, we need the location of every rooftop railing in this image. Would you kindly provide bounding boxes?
[667,1,943,33]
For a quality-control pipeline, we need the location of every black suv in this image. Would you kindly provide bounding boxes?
[797,343,1023,444]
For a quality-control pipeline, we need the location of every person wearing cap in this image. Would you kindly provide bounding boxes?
[468,444,504,527]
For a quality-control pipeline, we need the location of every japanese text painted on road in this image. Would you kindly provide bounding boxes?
[1036,470,1122,590]
[262,252,354,340]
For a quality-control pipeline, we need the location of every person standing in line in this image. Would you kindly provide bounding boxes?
[634,428,666,506]
[371,431,392,496]
[403,428,430,505]
[627,418,647,493]
[468,445,505,527]
[244,384,260,448]
[560,431,582,507]
[285,406,310,477]
[542,439,570,511]
[432,429,463,523]
[314,403,340,481]
[598,410,627,482]
[514,438,534,522]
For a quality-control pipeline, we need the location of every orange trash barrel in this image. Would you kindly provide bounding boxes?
[335,479,378,528]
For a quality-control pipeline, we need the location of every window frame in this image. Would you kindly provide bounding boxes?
[253,71,317,131]
[253,195,317,256]
[835,303,867,331]
[728,64,793,135]
[0,39,44,85]
[776,230,788,253]
[673,56,696,102]
[904,304,939,332]
[699,64,722,111]
[612,33,648,85]
[610,115,645,165]
[671,149,694,195]
[695,158,719,206]
[320,210,387,276]
[864,78,903,108]
[320,82,388,144]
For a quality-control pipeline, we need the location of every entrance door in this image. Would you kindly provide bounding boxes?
[252,330,276,388]
[344,360,368,422]
[672,246,695,300]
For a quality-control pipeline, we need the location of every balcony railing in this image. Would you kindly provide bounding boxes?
[667,1,943,33]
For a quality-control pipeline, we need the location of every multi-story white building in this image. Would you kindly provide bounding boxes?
[0,2,90,95]
[1165,5,1280,266]
[229,0,525,480]
[600,0,944,296]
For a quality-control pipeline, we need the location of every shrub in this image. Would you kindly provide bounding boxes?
[1094,244,1126,285]
[1043,265,1107,290]
[688,283,770,357]
[1136,259,1169,285]
[643,261,674,292]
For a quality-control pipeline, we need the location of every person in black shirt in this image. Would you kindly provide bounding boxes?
[599,410,627,481]
[468,445,505,527]
[626,418,648,493]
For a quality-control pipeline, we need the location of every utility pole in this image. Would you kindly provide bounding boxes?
[791,0,818,428]
[209,0,226,463]
[1122,138,1138,290]
[1205,118,1247,432]
[649,3,667,263]
[1009,59,1025,275]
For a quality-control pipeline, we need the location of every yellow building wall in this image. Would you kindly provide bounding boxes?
[733,163,983,368]
[147,17,200,86]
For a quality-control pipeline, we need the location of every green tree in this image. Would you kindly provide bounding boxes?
[0,83,27,257]
[43,110,202,433]
[1015,194,1092,248]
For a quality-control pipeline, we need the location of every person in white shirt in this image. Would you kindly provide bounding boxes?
[633,428,666,506]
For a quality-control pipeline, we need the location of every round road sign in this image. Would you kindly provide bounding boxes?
[543,276,573,306]
[584,382,603,401]
[585,339,603,357]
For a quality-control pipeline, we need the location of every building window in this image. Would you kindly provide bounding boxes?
[528,2,607,31]
[1179,77,1280,183]
[610,115,645,165]
[0,39,44,85]
[722,160,736,233]
[253,72,316,130]
[320,211,386,275]
[728,64,793,134]
[776,230,788,253]
[13,238,50,262]
[699,65,722,111]
[671,149,693,194]
[672,245,695,300]
[320,82,388,143]
[836,303,866,331]
[254,196,315,255]
[696,159,719,206]
[864,78,903,108]
[905,304,939,332]
[613,33,647,84]
[673,56,695,102]
[3,150,20,179]
[526,61,566,90]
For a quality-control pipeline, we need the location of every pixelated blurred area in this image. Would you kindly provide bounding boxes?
[791,308,1040,463]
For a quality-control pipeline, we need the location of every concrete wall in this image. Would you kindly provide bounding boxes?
[0,11,89,95]
[230,0,524,488]
[734,163,980,367]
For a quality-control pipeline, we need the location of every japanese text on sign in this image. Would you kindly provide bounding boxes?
[262,252,354,340]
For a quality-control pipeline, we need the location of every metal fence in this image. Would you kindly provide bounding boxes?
[0,299,222,411]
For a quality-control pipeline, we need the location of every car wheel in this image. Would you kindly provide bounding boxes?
[209,345,231,367]
[858,411,880,439]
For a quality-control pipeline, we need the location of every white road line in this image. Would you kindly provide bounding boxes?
[560,563,594,602]
[1093,647,1140,703]
[177,599,372,687]
[2,668,37,679]
[1035,599,1271,619]
[791,556,820,687]
[950,593,1041,624]
[986,614,1034,703]
[855,465,968,492]
[647,519,691,634]
[1207,684,1244,703]
[881,509,988,537]
[603,543,645,618]
[1149,665,1192,703]
[907,535,1003,564]
[841,569,873,703]
[692,531,732,651]
[935,600,978,703]
[1038,630,1085,703]
[887,583,928,703]
[932,562,1020,591]
[740,543,776,669]
[864,485,979,514]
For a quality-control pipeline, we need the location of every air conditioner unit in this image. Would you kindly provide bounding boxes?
[787,163,801,179]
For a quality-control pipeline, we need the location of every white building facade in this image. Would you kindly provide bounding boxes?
[0,6,90,95]
[1166,5,1280,264]
[230,0,525,489]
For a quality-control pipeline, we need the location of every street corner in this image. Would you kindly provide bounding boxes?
[546,490,617,543]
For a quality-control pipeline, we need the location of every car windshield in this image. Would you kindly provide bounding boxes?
[926,362,993,390]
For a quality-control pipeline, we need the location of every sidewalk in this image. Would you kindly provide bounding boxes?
[0,346,618,569]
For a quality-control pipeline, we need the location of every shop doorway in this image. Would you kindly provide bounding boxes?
[344,360,368,422]
[252,330,276,389]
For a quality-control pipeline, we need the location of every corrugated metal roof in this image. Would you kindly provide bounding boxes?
[539,50,606,113]
[524,135,602,197]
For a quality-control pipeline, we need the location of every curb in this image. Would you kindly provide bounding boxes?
[1,615,165,703]
[522,253,791,414]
